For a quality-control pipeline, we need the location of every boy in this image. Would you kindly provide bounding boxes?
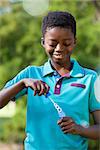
[0,11,100,150]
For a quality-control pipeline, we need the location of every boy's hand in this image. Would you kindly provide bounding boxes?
[22,78,50,96]
[57,117,81,135]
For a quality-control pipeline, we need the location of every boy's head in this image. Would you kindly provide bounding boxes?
[41,11,76,65]
[41,11,76,38]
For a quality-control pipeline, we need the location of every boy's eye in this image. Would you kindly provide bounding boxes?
[49,45,56,47]
[49,43,71,47]
[64,43,71,47]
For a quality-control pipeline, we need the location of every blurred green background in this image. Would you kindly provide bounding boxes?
[0,0,100,149]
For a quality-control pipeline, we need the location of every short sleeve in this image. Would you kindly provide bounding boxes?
[89,72,100,112]
[4,66,30,100]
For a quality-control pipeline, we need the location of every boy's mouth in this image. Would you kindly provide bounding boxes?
[53,53,63,58]
[54,54,62,56]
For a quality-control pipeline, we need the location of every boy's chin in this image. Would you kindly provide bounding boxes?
[52,58,64,64]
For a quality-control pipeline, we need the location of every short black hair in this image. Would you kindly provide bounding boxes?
[41,11,76,37]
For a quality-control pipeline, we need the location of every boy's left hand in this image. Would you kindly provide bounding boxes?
[57,117,81,135]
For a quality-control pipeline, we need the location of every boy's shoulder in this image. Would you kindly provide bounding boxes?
[24,65,43,71]
[24,65,45,73]
[83,67,97,77]
[19,65,44,77]
[72,58,98,77]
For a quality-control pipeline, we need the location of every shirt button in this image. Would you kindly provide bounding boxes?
[54,72,57,76]
[56,78,59,81]
[56,84,60,88]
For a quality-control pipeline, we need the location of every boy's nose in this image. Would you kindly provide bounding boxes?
[55,44,63,51]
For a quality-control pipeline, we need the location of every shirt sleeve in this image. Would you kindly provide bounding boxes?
[89,72,100,112]
[4,66,30,100]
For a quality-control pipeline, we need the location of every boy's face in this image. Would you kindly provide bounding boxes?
[42,27,76,64]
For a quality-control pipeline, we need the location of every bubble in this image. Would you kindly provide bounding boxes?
[94,75,100,102]
[22,0,49,16]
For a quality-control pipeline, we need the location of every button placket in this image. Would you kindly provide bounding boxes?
[53,73,71,94]
[56,78,59,82]
[53,71,58,76]
[54,78,63,94]
[56,84,60,88]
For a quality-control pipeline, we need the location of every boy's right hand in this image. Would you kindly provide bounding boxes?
[22,78,50,96]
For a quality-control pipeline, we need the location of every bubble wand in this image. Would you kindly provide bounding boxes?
[45,92,66,118]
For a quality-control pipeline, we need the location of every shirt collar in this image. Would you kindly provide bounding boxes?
[42,59,54,77]
[70,58,85,77]
[42,58,85,78]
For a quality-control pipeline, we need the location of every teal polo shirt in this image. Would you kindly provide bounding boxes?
[5,58,100,150]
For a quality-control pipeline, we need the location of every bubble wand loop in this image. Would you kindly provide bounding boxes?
[45,93,66,118]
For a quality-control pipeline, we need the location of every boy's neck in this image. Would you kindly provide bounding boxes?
[50,59,72,76]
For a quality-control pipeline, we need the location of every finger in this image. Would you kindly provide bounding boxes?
[62,119,74,127]
[36,81,41,93]
[33,81,39,96]
[41,81,50,95]
[57,118,64,125]
[57,117,67,124]
[38,81,50,95]
[61,117,72,122]
[57,117,73,126]
[61,122,75,131]
[44,83,50,94]
[59,120,74,128]
[38,81,45,95]
[63,126,77,134]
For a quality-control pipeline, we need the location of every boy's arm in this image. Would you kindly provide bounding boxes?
[0,78,50,109]
[57,110,100,140]
[78,110,100,140]
[0,80,25,109]
[74,110,100,140]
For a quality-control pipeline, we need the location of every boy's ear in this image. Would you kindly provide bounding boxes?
[41,37,45,47]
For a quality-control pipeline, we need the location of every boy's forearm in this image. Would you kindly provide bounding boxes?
[77,124,100,140]
[0,80,25,109]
